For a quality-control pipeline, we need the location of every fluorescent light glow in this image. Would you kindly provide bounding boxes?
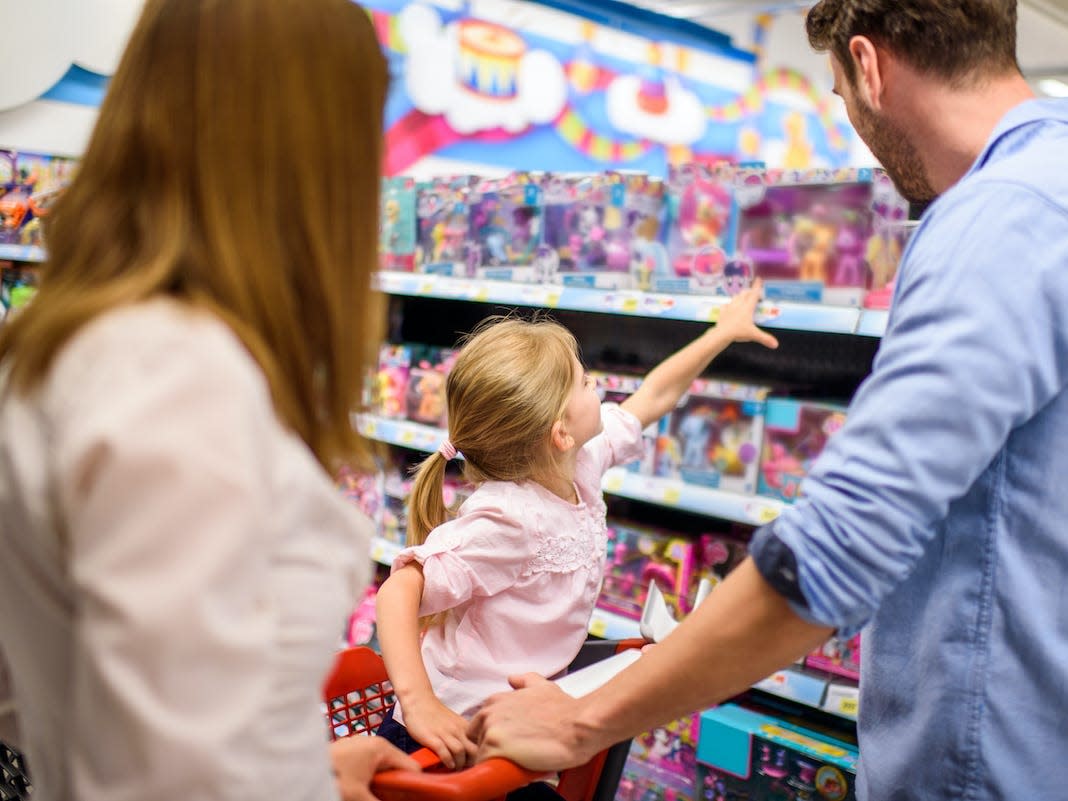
[1037,78,1068,97]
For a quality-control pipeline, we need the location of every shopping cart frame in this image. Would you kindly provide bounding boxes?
[323,638,645,801]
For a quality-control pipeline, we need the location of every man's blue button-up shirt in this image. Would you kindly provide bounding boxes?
[750,98,1068,800]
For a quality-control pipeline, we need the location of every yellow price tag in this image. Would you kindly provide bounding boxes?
[621,297,639,313]
[757,505,781,523]
[704,306,721,323]
[371,544,385,562]
[473,287,489,302]
[363,420,377,437]
[662,487,681,505]
[418,280,435,294]
[545,291,561,308]
[401,429,415,444]
[604,473,624,493]
[839,697,859,716]
[589,617,608,638]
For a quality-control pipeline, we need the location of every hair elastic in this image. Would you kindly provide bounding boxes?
[438,439,457,460]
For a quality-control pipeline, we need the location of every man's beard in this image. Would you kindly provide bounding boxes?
[852,98,937,204]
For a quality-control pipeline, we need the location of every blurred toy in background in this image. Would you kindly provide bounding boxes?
[758,398,847,503]
[616,714,700,801]
[660,163,737,296]
[373,344,412,419]
[468,172,543,282]
[379,177,417,271]
[416,177,474,276]
[598,522,697,622]
[405,347,458,427]
[805,632,862,681]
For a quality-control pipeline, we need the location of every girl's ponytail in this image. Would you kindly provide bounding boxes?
[406,449,451,546]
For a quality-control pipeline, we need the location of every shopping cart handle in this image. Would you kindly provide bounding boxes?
[371,751,550,801]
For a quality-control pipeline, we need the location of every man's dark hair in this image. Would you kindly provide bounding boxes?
[807,0,1019,87]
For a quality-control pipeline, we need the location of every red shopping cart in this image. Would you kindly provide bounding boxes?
[323,640,645,801]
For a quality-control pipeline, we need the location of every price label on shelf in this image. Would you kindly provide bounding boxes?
[755,302,782,325]
[417,279,436,295]
[544,290,561,308]
[588,616,608,639]
[603,472,625,493]
[600,293,641,314]
[697,301,725,324]
[661,486,681,505]
[400,428,416,445]
[837,696,859,717]
[361,418,377,437]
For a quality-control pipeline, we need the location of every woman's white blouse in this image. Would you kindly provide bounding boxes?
[0,300,372,801]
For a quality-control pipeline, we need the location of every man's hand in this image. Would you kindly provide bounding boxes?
[468,673,601,773]
[329,736,421,801]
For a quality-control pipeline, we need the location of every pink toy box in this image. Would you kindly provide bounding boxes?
[657,163,741,296]
[734,167,908,307]
[405,346,458,428]
[616,713,700,801]
[805,633,862,682]
[654,379,769,495]
[697,704,858,801]
[372,343,412,419]
[757,398,847,504]
[597,522,698,621]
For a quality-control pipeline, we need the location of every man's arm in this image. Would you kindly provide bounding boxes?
[470,558,831,771]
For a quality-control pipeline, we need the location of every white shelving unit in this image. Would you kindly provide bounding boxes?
[374,270,889,338]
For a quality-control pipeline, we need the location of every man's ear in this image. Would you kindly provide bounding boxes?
[550,420,575,452]
[848,35,885,110]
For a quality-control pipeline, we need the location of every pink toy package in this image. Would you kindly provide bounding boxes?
[380,177,418,272]
[757,398,848,504]
[405,346,457,427]
[655,379,768,495]
[373,343,412,419]
[617,713,700,801]
[734,167,909,307]
[687,532,748,606]
[657,163,743,297]
[597,522,698,621]
[805,633,862,681]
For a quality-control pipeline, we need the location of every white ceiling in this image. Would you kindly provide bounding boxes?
[627,0,1068,91]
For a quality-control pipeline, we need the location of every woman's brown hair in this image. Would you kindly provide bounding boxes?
[0,0,388,470]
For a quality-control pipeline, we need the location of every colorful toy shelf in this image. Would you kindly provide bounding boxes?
[0,244,46,262]
[355,414,785,527]
[375,271,888,337]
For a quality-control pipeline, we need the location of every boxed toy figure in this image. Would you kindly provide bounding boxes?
[380,177,418,271]
[697,704,858,801]
[373,344,412,419]
[616,713,700,801]
[658,163,741,296]
[468,173,543,282]
[416,176,475,276]
[655,379,769,495]
[734,167,909,306]
[405,347,458,427]
[597,522,698,621]
[805,633,862,682]
[757,398,847,504]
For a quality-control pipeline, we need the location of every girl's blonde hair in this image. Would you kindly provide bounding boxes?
[0,0,388,470]
[407,316,580,547]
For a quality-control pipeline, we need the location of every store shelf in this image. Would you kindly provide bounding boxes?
[753,665,859,723]
[375,271,872,336]
[856,309,890,338]
[370,536,404,567]
[356,414,785,527]
[0,244,46,262]
[588,607,643,640]
[602,467,784,526]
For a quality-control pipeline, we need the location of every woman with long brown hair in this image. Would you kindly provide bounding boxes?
[0,1,417,799]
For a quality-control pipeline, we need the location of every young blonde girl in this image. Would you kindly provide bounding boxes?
[376,283,778,777]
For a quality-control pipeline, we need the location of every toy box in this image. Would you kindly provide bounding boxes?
[805,633,862,682]
[658,163,740,296]
[416,176,475,276]
[734,167,909,307]
[697,704,858,801]
[757,398,847,504]
[612,172,667,293]
[468,173,543,282]
[405,346,457,427]
[863,216,917,311]
[539,173,633,289]
[373,344,412,419]
[592,371,657,475]
[597,522,698,621]
[616,713,700,801]
[380,177,418,272]
[687,533,748,605]
[654,379,769,494]
[0,149,77,248]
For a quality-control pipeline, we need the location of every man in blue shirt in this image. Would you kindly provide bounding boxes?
[470,2,1068,799]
